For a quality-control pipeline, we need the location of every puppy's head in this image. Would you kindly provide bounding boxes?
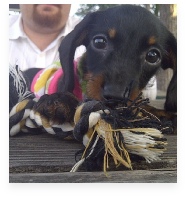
[59,5,177,103]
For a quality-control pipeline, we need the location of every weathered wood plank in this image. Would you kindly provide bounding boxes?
[9,169,177,183]
[9,133,84,173]
[9,133,177,173]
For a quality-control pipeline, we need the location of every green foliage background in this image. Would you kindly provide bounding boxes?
[75,4,159,17]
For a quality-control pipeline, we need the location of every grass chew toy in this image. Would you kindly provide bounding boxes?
[71,94,170,172]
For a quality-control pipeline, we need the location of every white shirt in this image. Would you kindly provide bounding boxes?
[9,14,84,71]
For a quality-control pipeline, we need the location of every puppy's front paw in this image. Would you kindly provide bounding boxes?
[29,92,79,137]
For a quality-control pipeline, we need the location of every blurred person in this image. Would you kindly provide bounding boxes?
[9,4,84,71]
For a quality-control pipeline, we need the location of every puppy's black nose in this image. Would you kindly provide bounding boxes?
[103,93,121,100]
[103,85,124,100]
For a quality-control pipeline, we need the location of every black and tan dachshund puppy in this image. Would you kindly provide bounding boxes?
[59,5,176,126]
[23,5,177,132]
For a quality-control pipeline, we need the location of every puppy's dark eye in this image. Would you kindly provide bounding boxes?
[146,49,161,64]
[93,36,107,49]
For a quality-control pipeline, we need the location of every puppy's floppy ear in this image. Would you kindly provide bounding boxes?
[58,13,94,93]
[161,33,177,71]
[165,70,177,112]
[162,33,177,112]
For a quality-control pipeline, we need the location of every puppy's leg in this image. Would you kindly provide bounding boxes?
[142,104,177,134]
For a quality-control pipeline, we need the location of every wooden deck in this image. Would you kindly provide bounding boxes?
[9,99,177,183]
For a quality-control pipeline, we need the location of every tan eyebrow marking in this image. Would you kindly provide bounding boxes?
[148,36,156,45]
[108,28,117,38]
